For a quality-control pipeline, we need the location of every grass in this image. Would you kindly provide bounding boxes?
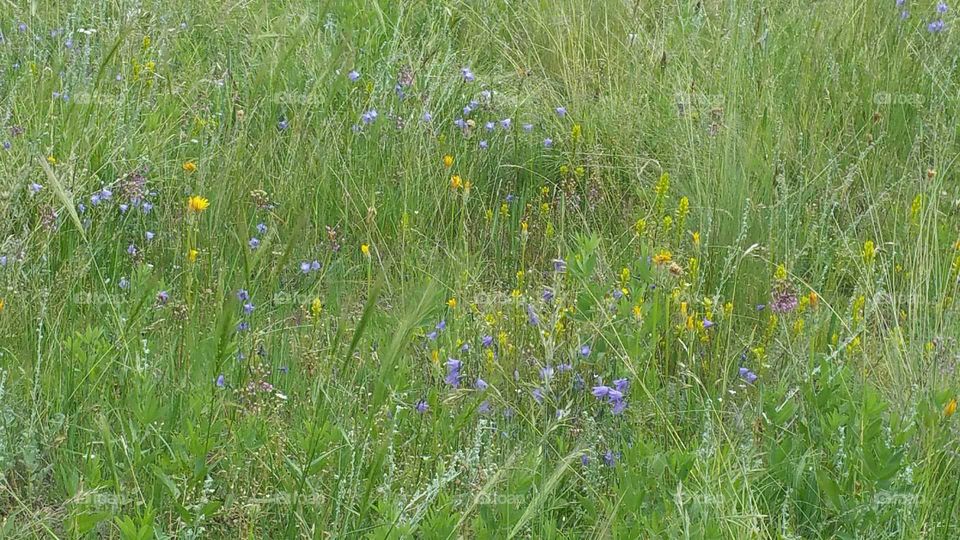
[1,0,960,537]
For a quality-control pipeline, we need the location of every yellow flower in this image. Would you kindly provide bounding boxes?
[652,250,672,265]
[361,243,370,257]
[862,240,876,264]
[187,248,199,263]
[46,155,57,165]
[0,298,5,312]
[187,195,209,213]
[183,161,197,173]
[775,263,787,281]
[571,123,582,140]
[442,155,454,168]
[311,298,323,317]
[450,175,463,190]
[447,297,457,309]
[945,398,957,418]
[692,231,701,246]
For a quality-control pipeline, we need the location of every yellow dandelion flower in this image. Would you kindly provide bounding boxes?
[187,195,209,212]
[187,248,199,263]
[447,297,457,309]
[443,155,454,168]
[361,243,371,257]
[183,161,197,173]
[652,250,672,265]
[450,175,463,190]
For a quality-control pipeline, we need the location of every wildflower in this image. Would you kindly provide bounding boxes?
[553,258,567,272]
[361,109,378,124]
[532,388,544,403]
[581,455,590,466]
[652,250,673,265]
[188,248,199,263]
[415,400,429,413]
[929,19,945,32]
[475,378,488,391]
[738,367,758,384]
[436,320,447,331]
[127,244,138,256]
[256,223,268,234]
[243,303,254,315]
[542,288,555,302]
[702,318,715,329]
[278,119,289,130]
[603,450,617,467]
[478,140,488,150]
[47,155,57,165]
[28,182,42,194]
[311,298,323,316]
[442,154,454,168]
[347,70,360,81]
[945,398,957,417]
[156,291,170,304]
[481,335,494,347]
[182,161,197,173]
[187,195,210,212]
[361,244,370,257]
[938,2,948,14]
[460,67,475,82]
[579,344,591,357]
[522,123,534,133]
[300,262,311,274]
[216,374,225,388]
[447,297,457,309]
[237,289,250,301]
[450,175,463,190]
[863,240,876,264]
[478,400,492,414]
[311,260,321,272]
[540,365,554,381]
[500,118,511,130]
[118,277,130,289]
[592,385,611,398]
[484,121,495,131]
[249,238,260,250]
[526,304,540,326]
[444,358,462,387]
[770,288,798,314]
[555,106,567,117]
[544,138,553,148]
[422,112,432,122]
[611,399,628,415]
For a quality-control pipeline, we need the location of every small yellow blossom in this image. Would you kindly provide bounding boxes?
[187,248,199,263]
[692,231,701,246]
[361,244,370,257]
[571,123,582,140]
[945,398,957,418]
[0,298,5,312]
[311,298,323,317]
[442,154,454,168]
[46,155,57,165]
[447,297,457,309]
[187,195,209,213]
[183,161,197,173]
[652,250,673,265]
[862,240,876,264]
[450,175,463,190]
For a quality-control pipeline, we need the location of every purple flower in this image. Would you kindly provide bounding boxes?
[361,109,378,124]
[300,262,311,274]
[256,223,268,234]
[526,304,540,326]
[243,303,255,314]
[18,23,27,32]
[555,106,567,117]
[236,321,250,332]
[481,335,494,347]
[540,365,554,381]
[454,118,467,129]
[348,70,360,82]
[557,363,573,373]
[415,399,429,413]
[542,288,555,302]
[436,319,446,331]
[2,141,10,150]
[141,201,153,213]
[553,258,566,272]
[579,344,591,357]
[445,358,462,387]
[28,182,42,194]
[118,277,130,289]
[702,318,715,329]
[475,378,488,391]
[901,10,910,19]
[479,140,488,150]
[216,374,225,388]
[249,238,260,250]
[500,118,512,130]
[607,389,624,402]
[278,119,289,130]
[311,260,321,272]
[237,289,250,301]
[127,244,138,256]
[422,112,432,122]
[581,455,590,466]
[770,289,798,313]
[603,450,617,467]
[611,399,627,415]
[532,387,544,403]
[480,90,492,100]
[484,121,495,131]
[460,67,475,82]
[426,331,438,341]
[592,385,611,398]
[145,231,155,241]
[938,2,948,14]
[478,400,492,414]
[522,123,534,133]
[739,367,758,384]
[929,19,945,32]
[157,291,169,304]
[544,138,553,148]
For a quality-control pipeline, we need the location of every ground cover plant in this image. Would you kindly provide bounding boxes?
[2,0,960,537]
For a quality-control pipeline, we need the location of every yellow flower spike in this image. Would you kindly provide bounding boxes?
[620,267,630,284]
[442,154,454,168]
[945,398,957,418]
[142,35,151,48]
[187,195,209,213]
[499,203,509,217]
[464,179,472,193]
[662,215,673,232]
[0,298,5,312]
[574,166,585,177]
[808,292,819,309]
[361,243,371,257]
[680,302,688,317]
[634,218,647,236]
[775,264,787,281]
[632,304,642,320]
[724,302,733,316]
[685,315,694,331]
[560,165,569,176]
[692,231,701,247]
[862,240,876,264]
[485,209,494,221]
[183,160,197,173]
[187,248,199,263]
[571,123,582,140]
[447,297,457,309]
[431,349,439,366]
[545,221,554,238]
[521,221,528,234]
[311,298,323,317]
